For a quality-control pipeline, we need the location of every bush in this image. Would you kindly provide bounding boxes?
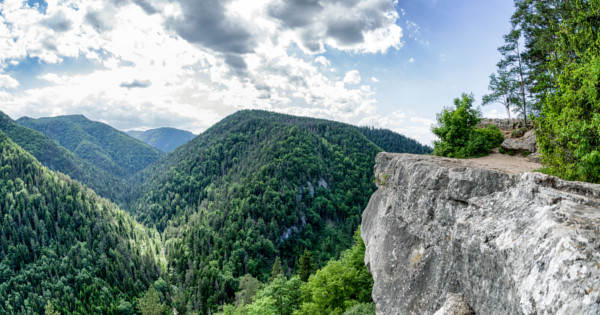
[432,93,504,158]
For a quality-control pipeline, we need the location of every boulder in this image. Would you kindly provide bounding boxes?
[362,153,600,315]
[501,129,537,153]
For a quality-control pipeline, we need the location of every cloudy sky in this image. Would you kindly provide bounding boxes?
[0,0,514,145]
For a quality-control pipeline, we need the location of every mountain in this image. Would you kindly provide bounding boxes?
[0,111,126,202]
[358,126,431,154]
[0,130,163,314]
[127,110,429,313]
[126,127,195,153]
[126,130,144,138]
[16,115,164,178]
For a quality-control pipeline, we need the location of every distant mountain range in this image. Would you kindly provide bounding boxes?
[126,127,195,153]
[17,115,164,178]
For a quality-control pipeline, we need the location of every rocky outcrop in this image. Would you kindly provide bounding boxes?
[479,118,521,131]
[362,153,600,315]
[501,129,538,154]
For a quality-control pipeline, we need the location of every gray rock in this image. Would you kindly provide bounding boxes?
[433,293,474,315]
[478,118,520,131]
[362,153,600,315]
[501,130,537,153]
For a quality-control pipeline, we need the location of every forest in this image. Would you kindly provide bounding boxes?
[0,109,429,314]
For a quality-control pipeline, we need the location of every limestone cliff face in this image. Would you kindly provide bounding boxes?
[362,153,600,315]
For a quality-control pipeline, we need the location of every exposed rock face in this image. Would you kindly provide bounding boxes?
[501,129,537,153]
[479,118,521,131]
[362,153,600,315]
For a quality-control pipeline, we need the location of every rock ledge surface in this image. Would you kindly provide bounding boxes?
[362,153,600,315]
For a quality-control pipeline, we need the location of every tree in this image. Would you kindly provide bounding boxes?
[44,302,60,315]
[269,257,283,283]
[235,274,261,307]
[298,250,314,282]
[432,93,504,158]
[482,63,521,119]
[536,0,600,183]
[137,286,165,315]
[498,29,530,125]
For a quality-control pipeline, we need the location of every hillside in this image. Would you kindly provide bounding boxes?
[127,110,427,313]
[0,111,126,202]
[17,115,164,178]
[358,126,431,154]
[0,130,163,314]
[127,127,195,153]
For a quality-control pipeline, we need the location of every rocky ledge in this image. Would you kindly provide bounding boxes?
[362,153,600,315]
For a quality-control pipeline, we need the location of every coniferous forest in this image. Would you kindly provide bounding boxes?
[0,109,430,314]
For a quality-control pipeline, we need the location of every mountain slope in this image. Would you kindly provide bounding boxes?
[17,115,164,177]
[0,130,162,314]
[127,110,427,313]
[0,111,126,202]
[127,127,195,153]
[358,126,431,154]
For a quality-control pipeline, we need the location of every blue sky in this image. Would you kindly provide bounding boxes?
[0,0,515,145]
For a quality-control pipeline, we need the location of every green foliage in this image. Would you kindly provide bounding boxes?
[218,228,373,315]
[432,93,504,158]
[138,286,166,315]
[269,257,283,283]
[295,229,373,315]
[297,250,314,282]
[44,302,60,315]
[482,57,522,119]
[357,126,431,154]
[1,109,425,313]
[17,115,163,178]
[0,130,162,314]
[235,274,262,307]
[128,110,410,313]
[342,303,376,315]
[128,127,195,153]
[535,0,600,183]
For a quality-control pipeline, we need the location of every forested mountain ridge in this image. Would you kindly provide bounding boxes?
[126,127,195,153]
[0,130,163,314]
[17,115,164,178]
[126,110,426,313]
[0,111,126,202]
[358,126,431,154]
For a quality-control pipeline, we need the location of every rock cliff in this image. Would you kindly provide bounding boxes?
[362,153,600,315]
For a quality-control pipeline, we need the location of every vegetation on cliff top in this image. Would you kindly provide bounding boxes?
[432,93,504,158]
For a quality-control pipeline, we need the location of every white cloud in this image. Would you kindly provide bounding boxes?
[0,0,405,134]
[409,57,415,63]
[371,77,379,83]
[343,70,361,85]
[0,74,19,89]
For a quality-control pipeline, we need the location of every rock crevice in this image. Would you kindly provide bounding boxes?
[362,153,600,315]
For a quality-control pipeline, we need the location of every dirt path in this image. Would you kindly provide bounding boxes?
[469,152,542,174]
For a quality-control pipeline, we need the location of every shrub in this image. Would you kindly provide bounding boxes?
[432,93,504,158]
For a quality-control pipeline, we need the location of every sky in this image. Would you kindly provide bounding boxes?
[0,0,515,145]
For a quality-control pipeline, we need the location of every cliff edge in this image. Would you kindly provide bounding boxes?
[362,153,600,315]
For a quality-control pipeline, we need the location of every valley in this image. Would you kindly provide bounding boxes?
[0,109,430,314]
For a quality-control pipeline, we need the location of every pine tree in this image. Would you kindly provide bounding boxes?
[269,257,283,283]
[298,250,313,282]
[137,286,165,315]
